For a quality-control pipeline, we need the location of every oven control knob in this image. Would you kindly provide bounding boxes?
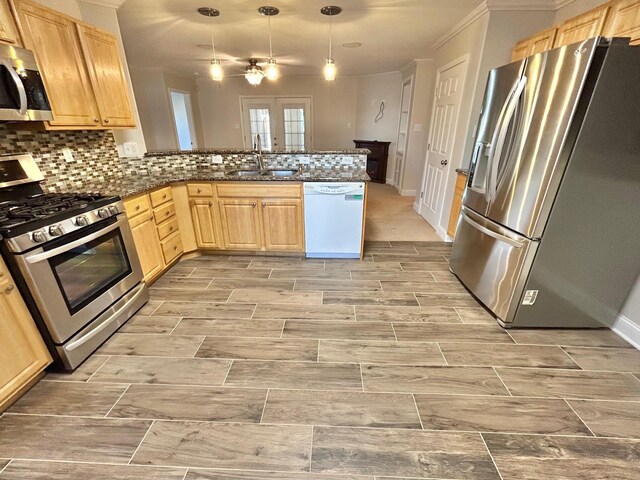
[75,215,89,226]
[32,230,47,243]
[49,225,64,237]
[108,205,119,216]
[97,208,109,218]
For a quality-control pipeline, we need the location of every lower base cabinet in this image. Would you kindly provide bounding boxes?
[262,199,304,251]
[0,258,51,411]
[129,213,163,282]
[218,199,263,250]
[190,199,220,248]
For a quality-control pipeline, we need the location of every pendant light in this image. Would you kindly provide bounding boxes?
[198,7,223,81]
[258,6,279,81]
[245,59,264,86]
[321,6,341,81]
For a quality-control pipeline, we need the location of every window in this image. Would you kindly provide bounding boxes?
[283,107,305,150]
[248,107,273,151]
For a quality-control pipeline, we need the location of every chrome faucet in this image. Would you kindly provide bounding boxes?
[254,134,265,170]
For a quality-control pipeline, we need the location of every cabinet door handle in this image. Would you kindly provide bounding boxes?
[4,284,15,294]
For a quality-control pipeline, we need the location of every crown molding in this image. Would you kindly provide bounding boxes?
[432,2,489,51]
[486,0,558,10]
[554,0,577,8]
[78,0,126,9]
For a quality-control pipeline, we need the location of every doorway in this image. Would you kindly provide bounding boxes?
[392,76,413,188]
[169,90,198,151]
[240,96,312,151]
[418,56,468,235]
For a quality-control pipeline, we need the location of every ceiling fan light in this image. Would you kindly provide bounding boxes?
[265,58,279,80]
[245,62,264,85]
[324,58,336,81]
[210,59,223,81]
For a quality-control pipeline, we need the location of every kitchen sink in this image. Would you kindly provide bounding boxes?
[261,169,298,177]
[229,170,262,177]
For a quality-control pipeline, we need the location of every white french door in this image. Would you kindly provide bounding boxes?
[419,57,467,229]
[241,97,312,151]
[393,77,413,188]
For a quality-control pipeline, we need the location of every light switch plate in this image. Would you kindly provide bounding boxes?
[62,148,74,162]
[413,123,423,132]
[211,155,223,164]
[341,156,354,165]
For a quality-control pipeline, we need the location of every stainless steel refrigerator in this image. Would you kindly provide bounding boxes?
[450,37,640,328]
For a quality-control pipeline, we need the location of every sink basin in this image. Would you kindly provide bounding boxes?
[261,170,298,177]
[229,170,262,177]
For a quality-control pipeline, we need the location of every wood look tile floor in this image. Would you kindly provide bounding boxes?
[2,241,640,479]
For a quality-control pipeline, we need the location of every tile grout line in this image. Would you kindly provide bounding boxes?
[309,424,314,473]
[149,301,164,316]
[103,384,131,418]
[492,367,513,396]
[358,363,365,392]
[280,320,286,339]
[221,360,234,386]
[168,317,185,336]
[249,303,258,320]
[453,306,465,323]
[559,347,585,370]
[411,393,425,430]
[258,388,270,424]
[127,419,155,465]
[480,432,505,480]
[390,323,399,342]
[224,288,234,303]
[0,459,12,474]
[179,467,189,480]
[435,342,449,365]
[191,336,208,358]
[316,339,321,362]
[84,355,112,383]
[563,398,597,437]
[504,329,518,344]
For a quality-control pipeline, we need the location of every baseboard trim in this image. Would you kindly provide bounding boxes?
[400,189,416,197]
[608,314,640,350]
[436,225,449,241]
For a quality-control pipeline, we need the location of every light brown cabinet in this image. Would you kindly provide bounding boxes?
[11,0,134,129]
[218,199,263,250]
[447,172,467,238]
[606,0,640,44]
[13,0,100,127]
[128,212,163,282]
[554,3,612,47]
[0,257,51,412]
[262,199,305,251]
[190,199,220,248]
[512,28,558,61]
[0,0,20,45]
[77,24,135,127]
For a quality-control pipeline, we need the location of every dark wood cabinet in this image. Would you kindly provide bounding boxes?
[354,140,391,183]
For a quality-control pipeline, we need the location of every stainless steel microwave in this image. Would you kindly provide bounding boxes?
[0,44,52,121]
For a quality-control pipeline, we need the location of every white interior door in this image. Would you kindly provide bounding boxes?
[169,90,197,151]
[241,98,277,150]
[393,77,413,187]
[276,97,312,151]
[420,58,467,228]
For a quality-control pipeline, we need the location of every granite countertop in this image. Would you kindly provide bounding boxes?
[83,167,370,198]
[145,148,371,157]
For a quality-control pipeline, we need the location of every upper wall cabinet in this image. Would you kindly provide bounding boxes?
[77,24,135,127]
[0,0,20,45]
[606,0,640,44]
[11,0,135,129]
[511,27,558,61]
[553,3,611,47]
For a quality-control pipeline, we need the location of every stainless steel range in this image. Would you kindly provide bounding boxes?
[0,154,148,370]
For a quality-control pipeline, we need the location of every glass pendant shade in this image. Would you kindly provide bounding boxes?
[210,59,223,81]
[245,61,264,85]
[324,58,336,81]
[265,58,279,80]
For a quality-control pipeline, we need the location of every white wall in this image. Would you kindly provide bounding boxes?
[355,72,402,179]
[616,277,640,349]
[196,76,359,150]
[162,72,205,149]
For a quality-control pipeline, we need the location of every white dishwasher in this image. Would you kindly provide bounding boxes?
[304,182,365,258]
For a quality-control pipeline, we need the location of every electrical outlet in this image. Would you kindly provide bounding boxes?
[413,123,423,132]
[62,148,74,162]
[341,156,354,165]
[123,142,139,156]
[211,155,223,164]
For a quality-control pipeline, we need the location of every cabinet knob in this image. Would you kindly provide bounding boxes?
[209,202,213,207]
[162,194,167,199]
[4,284,15,294]
[173,245,178,251]
[135,205,140,210]
[94,118,99,123]
[252,202,257,207]
[197,189,202,193]
[262,202,266,207]
[104,118,110,123]
[165,211,170,216]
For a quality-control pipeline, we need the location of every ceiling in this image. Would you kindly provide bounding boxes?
[118,0,484,78]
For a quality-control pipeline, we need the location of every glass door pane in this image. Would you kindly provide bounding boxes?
[276,97,312,151]
[241,98,276,151]
[248,108,273,151]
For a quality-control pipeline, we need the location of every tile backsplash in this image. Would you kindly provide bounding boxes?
[0,125,122,193]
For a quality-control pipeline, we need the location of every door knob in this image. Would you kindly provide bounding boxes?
[441,159,448,166]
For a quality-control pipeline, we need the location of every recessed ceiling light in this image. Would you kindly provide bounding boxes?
[342,42,362,48]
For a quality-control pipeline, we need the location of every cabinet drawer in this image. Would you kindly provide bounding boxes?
[124,194,151,219]
[153,202,176,224]
[188,183,214,197]
[157,216,179,240]
[150,186,173,208]
[217,183,301,199]
[161,231,183,264]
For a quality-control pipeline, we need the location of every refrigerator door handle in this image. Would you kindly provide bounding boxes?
[461,209,525,248]
[488,76,527,203]
[485,76,527,202]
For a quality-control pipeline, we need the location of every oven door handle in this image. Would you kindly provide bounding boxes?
[0,58,28,116]
[65,283,147,351]
[24,218,123,264]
